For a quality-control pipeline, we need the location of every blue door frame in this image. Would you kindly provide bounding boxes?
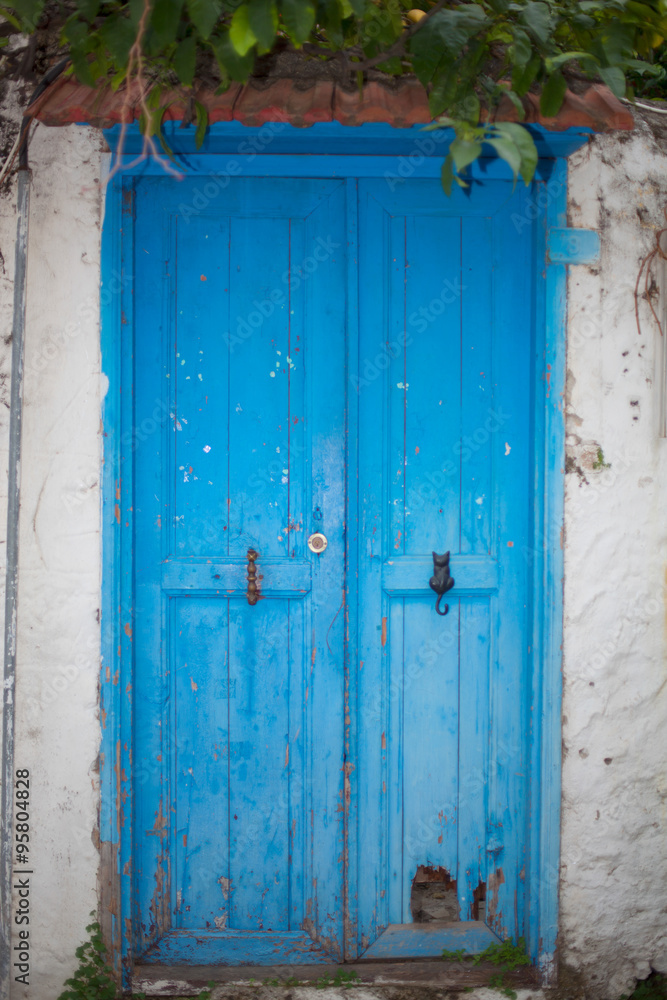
[98,121,596,988]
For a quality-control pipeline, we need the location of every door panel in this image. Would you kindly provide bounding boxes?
[133,177,347,963]
[356,179,532,954]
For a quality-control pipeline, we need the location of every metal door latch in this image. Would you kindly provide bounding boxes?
[429,550,454,616]
[246,549,259,605]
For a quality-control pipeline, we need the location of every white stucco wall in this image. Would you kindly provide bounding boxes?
[0,117,105,999]
[0,106,664,1000]
[561,120,667,998]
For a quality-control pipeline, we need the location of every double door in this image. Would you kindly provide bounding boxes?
[130,173,532,964]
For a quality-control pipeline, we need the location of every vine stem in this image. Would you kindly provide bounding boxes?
[106,0,183,183]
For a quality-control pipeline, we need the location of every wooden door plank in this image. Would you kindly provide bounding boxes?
[484,193,533,942]
[173,597,231,929]
[140,930,332,964]
[362,920,500,960]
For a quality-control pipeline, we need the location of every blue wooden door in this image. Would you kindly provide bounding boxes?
[130,171,534,966]
[132,177,348,964]
[354,179,531,958]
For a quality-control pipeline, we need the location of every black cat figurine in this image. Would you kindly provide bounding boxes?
[429,551,455,616]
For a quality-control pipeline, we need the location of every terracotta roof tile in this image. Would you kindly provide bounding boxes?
[334,80,430,126]
[26,74,634,133]
[234,78,333,125]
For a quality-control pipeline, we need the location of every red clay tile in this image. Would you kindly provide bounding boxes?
[26,75,634,134]
[234,78,332,126]
[334,81,407,126]
[200,83,242,123]
[584,84,634,130]
[335,79,430,127]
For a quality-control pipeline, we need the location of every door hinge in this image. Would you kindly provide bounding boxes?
[547,227,600,265]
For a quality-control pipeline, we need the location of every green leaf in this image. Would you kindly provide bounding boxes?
[512,50,540,95]
[229,4,257,53]
[128,0,143,26]
[322,0,343,47]
[423,115,456,131]
[70,46,97,86]
[520,1,552,44]
[151,0,185,47]
[3,0,43,30]
[511,27,532,69]
[428,63,458,116]
[247,0,277,49]
[100,14,135,65]
[441,153,455,196]
[410,6,487,85]
[194,100,208,147]
[77,0,100,24]
[599,64,626,97]
[281,0,315,45]
[376,55,403,73]
[211,30,255,78]
[173,34,196,83]
[485,136,521,177]
[0,7,23,29]
[546,50,597,72]
[539,68,567,116]
[495,122,537,184]
[449,136,482,171]
[187,0,221,38]
[63,16,89,43]
[346,0,366,14]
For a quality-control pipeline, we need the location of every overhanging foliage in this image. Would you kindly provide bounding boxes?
[2,0,667,186]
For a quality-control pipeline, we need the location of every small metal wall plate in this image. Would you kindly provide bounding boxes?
[307,532,328,554]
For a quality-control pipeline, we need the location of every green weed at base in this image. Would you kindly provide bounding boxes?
[441,935,530,999]
[57,915,120,1000]
[315,969,361,989]
[622,973,667,1000]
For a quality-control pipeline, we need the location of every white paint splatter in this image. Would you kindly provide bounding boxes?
[203,445,211,453]
[505,442,511,455]
[475,495,485,505]
[397,382,409,389]
[270,372,276,378]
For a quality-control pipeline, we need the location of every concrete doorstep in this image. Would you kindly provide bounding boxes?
[132,961,545,1000]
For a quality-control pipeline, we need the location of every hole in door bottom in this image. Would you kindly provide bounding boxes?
[410,866,459,923]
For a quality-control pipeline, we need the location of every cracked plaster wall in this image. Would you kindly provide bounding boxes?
[562,119,667,998]
[0,107,664,1000]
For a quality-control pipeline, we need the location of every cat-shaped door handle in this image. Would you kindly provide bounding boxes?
[429,551,455,617]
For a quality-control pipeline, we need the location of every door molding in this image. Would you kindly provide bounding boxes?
[99,125,582,988]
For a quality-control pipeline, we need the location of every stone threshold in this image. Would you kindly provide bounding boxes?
[133,960,540,997]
